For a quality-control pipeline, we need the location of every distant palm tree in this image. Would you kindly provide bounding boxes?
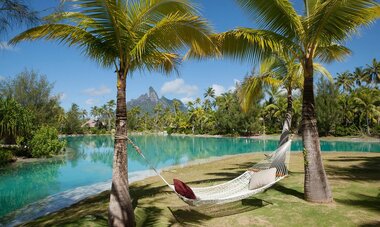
[212,0,378,203]
[195,97,202,108]
[173,100,182,116]
[186,101,194,111]
[336,71,354,93]
[102,100,115,132]
[11,0,215,225]
[337,94,355,127]
[365,58,380,86]
[204,87,215,99]
[353,67,369,87]
[204,87,216,110]
[80,109,88,121]
[239,56,331,134]
[352,88,380,135]
[216,93,234,111]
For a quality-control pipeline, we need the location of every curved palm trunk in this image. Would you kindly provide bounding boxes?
[302,59,333,203]
[366,112,370,135]
[108,70,135,227]
[279,88,293,147]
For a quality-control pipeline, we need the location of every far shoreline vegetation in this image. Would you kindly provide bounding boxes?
[1,57,379,166]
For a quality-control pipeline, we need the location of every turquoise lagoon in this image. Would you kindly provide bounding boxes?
[0,135,379,219]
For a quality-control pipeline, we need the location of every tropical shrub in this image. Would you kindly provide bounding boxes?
[316,78,341,136]
[0,98,33,144]
[0,70,64,128]
[29,126,65,158]
[335,125,360,137]
[0,149,15,166]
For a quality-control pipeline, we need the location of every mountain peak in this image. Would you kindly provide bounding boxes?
[127,86,186,114]
[148,86,159,102]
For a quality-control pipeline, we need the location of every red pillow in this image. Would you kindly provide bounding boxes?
[173,179,196,200]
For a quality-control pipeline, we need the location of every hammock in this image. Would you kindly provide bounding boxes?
[123,116,292,206]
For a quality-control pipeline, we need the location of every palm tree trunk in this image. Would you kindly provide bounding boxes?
[108,115,111,132]
[366,113,370,135]
[108,70,135,227]
[302,59,333,203]
[279,88,292,147]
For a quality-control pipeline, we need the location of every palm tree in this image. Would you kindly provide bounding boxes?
[80,109,88,121]
[153,103,163,130]
[204,87,216,110]
[353,67,368,87]
[195,97,202,108]
[186,101,194,111]
[211,0,378,203]
[336,71,354,93]
[239,56,330,130]
[365,58,380,86]
[337,94,355,127]
[204,87,215,99]
[352,88,380,135]
[173,100,181,116]
[216,92,234,111]
[11,1,215,225]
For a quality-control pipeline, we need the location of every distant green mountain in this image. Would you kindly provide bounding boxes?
[127,87,186,114]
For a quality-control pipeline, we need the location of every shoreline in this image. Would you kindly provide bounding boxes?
[60,131,380,142]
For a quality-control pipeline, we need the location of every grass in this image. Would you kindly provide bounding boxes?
[21,152,380,227]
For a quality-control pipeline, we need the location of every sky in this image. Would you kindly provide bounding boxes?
[0,0,380,111]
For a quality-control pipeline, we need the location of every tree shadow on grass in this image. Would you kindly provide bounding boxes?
[135,206,165,227]
[168,198,270,226]
[359,221,380,227]
[325,156,380,181]
[272,183,304,200]
[335,192,380,213]
[130,183,168,199]
[221,161,260,171]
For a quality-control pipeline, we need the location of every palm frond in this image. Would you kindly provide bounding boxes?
[236,0,304,40]
[315,43,352,63]
[238,72,281,113]
[212,28,299,63]
[307,0,378,45]
[239,76,263,113]
[313,63,333,83]
[10,23,116,67]
[128,0,197,31]
[131,12,215,61]
[131,51,181,75]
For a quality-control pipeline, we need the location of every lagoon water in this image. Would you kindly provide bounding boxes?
[0,135,379,220]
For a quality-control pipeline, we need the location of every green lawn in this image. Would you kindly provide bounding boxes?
[22,152,380,226]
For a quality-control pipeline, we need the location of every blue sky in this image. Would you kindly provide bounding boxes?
[0,0,380,111]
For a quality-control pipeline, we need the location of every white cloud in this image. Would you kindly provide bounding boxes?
[0,42,17,51]
[83,85,111,96]
[228,79,241,92]
[161,79,198,97]
[59,93,67,101]
[212,84,226,96]
[180,97,195,104]
[85,98,98,105]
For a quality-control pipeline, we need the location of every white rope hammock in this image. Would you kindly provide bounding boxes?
[122,132,291,206]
